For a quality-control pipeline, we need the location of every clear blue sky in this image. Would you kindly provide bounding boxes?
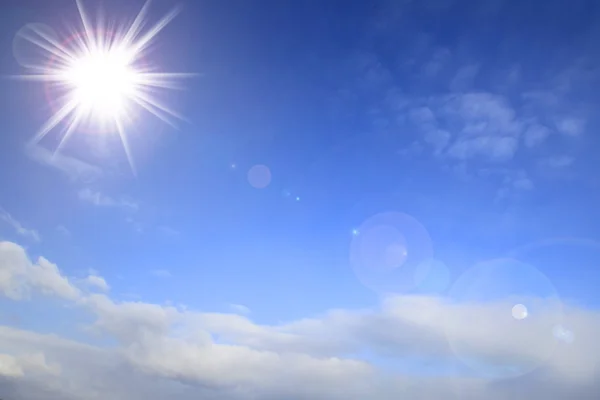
[0,1,599,399]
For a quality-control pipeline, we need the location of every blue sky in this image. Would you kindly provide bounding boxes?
[1,0,600,399]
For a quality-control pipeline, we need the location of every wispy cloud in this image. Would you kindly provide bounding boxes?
[55,225,71,236]
[26,144,102,183]
[524,123,551,148]
[343,32,591,202]
[77,188,139,212]
[408,92,523,163]
[150,269,172,278]
[157,226,180,237]
[555,117,586,137]
[0,208,40,242]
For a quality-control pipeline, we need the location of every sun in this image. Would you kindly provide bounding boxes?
[12,0,194,174]
[64,47,137,120]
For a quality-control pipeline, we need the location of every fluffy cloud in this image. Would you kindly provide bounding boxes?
[84,274,110,292]
[0,242,79,300]
[0,241,599,399]
[0,352,60,379]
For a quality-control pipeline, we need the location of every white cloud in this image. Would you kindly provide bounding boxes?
[524,124,551,148]
[447,134,519,161]
[512,174,534,191]
[539,155,575,169]
[0,208,40,242]
[406,93,524,164]
[1,242,600,399]
[555,117,586,137]
[28,257,81,300]
[0,241,79,300]
[388,70,586,195]
[229,304,251,315]
[78,188,139,211]
[441,93,522,160]
[0,352,60,379]
[0,354,24,378]
[84,275,110,292]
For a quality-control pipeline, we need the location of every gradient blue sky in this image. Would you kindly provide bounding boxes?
[0,0,600,399]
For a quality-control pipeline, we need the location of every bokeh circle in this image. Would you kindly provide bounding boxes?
[12,23,59,69]
[445,258,563,379]
[247,164,272,189]
[349,212,433,295]
[507,237,600,350]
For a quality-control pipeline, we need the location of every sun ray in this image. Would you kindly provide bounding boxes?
[8,73,63,82]
[13,0,192,175]
[19,28,73,65]
[121,0,152,48]
[135,72,198,89]
[54,109,84,156]
[76,0,97,50]
[30,99,79,146]
[132,93,179,128]
[129,6,182,56]
[114,117,136,176]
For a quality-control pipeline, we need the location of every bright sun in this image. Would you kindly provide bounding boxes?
[65,48,137,120]
[13,0,194,173]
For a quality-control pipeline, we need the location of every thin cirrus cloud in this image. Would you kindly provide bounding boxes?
[150,269,172,278]
[0,208,40,243]
[0,241,599,400]
[25,144,102,183]
[77,188,139,212]
[229,303,251,315]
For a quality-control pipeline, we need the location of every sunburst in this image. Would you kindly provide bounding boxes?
[12,0,194,174]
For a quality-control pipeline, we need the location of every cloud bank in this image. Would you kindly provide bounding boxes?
[0,241,598,400]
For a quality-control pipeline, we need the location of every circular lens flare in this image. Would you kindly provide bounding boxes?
[512,303,528,320]
[445,258,562,380]
[350,212,433,295]
[13,23,59,70]
[247,165,272,189]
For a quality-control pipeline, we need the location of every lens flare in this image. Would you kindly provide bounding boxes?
[349,212,433,295]
[12,0,194,174]
[445,258,562,379]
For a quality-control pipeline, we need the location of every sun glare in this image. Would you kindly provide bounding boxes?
[13,0,194,174]
[65,48,136,120]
